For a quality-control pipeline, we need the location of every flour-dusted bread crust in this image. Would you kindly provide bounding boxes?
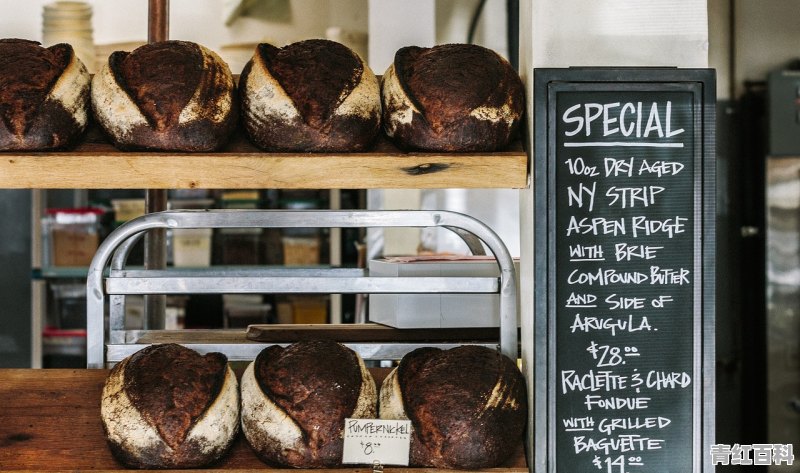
[382,43,524,152]
[379,345,527,469]
[91,40,237,151]
[101,344,239,469]
[241,340,377,467]
[0,39,90,150]
[240,39,381,152]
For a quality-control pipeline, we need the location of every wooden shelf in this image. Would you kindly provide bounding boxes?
[0,127,528,190]
[0,368,528,472]
[246,323,501,343]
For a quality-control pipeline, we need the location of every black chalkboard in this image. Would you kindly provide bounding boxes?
[533,69,715,473]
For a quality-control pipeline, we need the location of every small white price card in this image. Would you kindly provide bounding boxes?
[341,418,412,466]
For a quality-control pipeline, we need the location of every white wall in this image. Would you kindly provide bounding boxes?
[528,0,708,68]
[367,0,435,74]
[0,0,369,46]
[436,0,508,59]
[0,0,516,82]
[707,0,731,99]
[0,0,367,72]
[367,0,510,78]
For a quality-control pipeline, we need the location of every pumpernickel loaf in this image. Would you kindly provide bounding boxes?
[382,43,524,152]
[241,340,377,467]
[101,344,239,469]
[240,39,381,152]
[92,40,237,151]
[0,39,90,150]
[380,345,527,469]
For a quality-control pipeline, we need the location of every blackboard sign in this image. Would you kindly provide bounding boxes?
[533,69,715,473]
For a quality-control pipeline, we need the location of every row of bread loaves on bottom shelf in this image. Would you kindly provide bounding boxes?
[100,341,527,470]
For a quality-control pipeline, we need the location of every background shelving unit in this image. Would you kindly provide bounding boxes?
[29,185,371,367]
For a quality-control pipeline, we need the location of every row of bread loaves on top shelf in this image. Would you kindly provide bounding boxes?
[0,38,525,154]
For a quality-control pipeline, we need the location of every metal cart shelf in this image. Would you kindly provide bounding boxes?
[87,209,517,368]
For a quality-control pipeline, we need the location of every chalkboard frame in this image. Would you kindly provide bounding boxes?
[532,68,716,473]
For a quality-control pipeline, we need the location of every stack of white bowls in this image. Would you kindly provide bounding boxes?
[42,1,94,72]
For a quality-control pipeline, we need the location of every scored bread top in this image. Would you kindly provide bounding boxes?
[101,343,240,469]
[258,39,363,128]
[106,40,233,130]
[381,43,524,152]
[393,345,527,469]
[0,38,89,150]
[0,39,70,136]
[393,44,522,130]
[254,340,364,445]
[239,38,380,152]
[122,344,228,450]
[92,40,236,151]
[110,41,203,131]
[241,340,376,467]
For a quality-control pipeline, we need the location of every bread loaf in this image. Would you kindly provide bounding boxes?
[382,43,524,152]
[0,39,90,150]
[379,345,527,469]
[101,344,239,469]
[241,340,377,467]
[91,40,237,151]
[239,39,381,152]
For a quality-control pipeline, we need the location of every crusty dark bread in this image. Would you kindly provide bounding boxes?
[0,39,90,150]
[382,43,524,152]
[240,39,381,152]
[101,344,240,469]
[92,40,237,151]
[379,345,527,469]
[241,340,377,467]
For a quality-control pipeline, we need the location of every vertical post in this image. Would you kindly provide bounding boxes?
[329,190,342,324]
[517,0,535,468]
[31,190,44,368]
[144,0,169,330]
[148,0,169,43]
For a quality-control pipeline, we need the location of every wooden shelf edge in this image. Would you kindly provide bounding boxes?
[0,153,528,189]
[0,132,528,190]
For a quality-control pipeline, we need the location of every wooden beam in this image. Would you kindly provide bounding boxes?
[245,323,502,343]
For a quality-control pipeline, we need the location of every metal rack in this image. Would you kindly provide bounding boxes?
[86,209,518,368]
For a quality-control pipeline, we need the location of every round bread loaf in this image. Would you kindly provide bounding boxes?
[101,344,239,469]
[91,40,237,151]
[239,39,381,152]
[241,340,377,467]
[381,43,524,152]
[379,345,527,469]
[0,39,90,150]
